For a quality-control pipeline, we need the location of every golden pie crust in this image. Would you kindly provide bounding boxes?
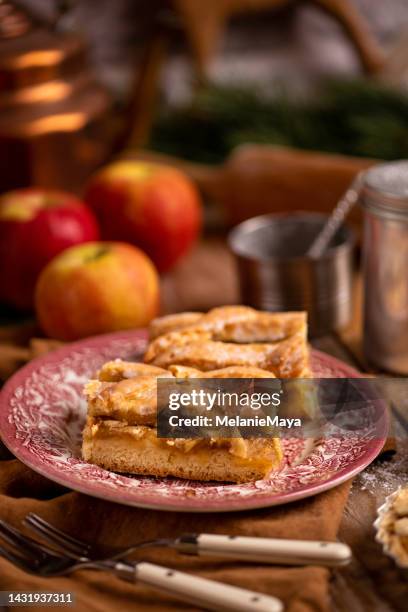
[145,306,310,378]
[82,306,311,483]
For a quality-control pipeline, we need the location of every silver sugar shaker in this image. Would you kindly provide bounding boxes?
[361,160,408,373]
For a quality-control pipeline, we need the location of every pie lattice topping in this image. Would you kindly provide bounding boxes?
[82,306,310,482]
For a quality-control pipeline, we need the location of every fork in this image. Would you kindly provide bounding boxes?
[0,520,282,612]
[25,512,352,567]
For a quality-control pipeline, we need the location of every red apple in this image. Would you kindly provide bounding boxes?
[0,188,100,310]
[84,161,202,272]
[35,241,159,341]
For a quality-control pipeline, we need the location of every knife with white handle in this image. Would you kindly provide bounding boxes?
[175,534,352,567]
[114,561,283,612]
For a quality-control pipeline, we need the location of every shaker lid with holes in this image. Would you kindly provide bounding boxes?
[362,160,408,218]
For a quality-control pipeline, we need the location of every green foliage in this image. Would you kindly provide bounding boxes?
[149,79,408,163]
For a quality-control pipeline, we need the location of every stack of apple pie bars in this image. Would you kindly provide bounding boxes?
[82,306,311,483]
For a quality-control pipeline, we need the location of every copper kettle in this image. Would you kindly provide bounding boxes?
[0,1,114,193]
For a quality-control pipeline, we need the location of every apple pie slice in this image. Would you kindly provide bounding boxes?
[82,358,283,483]
[82,306,309,483]
[145,306,310,378]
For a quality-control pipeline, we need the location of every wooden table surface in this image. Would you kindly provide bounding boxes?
[0,238,406,611]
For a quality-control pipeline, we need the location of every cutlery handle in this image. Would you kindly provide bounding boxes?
[176,534,351,567]
[131,561,283,612]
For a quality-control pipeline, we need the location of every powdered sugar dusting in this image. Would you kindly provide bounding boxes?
[358,447,408,495]
[0,331,385,511]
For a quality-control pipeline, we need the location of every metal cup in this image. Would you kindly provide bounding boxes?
[228,212,355,337]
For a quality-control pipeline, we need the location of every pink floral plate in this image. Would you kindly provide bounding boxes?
[0,330,387,512]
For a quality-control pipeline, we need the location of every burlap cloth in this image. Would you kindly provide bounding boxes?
[0,454,352,612]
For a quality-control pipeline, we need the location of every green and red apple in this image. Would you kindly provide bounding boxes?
[0,188,100,310]
[35,242,159,341]
[84,161,202,272]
